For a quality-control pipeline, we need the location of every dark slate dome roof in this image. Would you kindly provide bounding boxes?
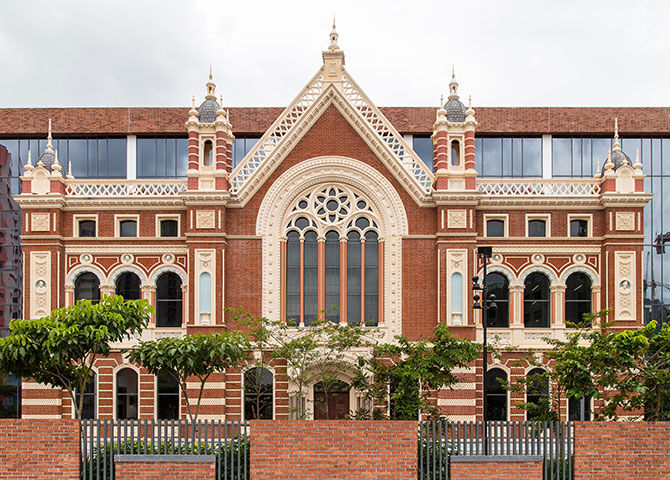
[37,152,56,171]
[198,98,220,123]
[445,98,466,122]
[602,149,632,174]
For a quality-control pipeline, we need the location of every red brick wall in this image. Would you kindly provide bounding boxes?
[250,420,417,480]
[115,458,215,480]
[450,459,542,480]
[0,419,80,479]
[574,422,670,480]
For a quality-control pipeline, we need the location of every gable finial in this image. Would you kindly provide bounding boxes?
[329,16,339,50]
[440,94,444,106]
[448,65,459,100]
[46,119,54,153]
[613,117,621,151]
[205,66,216,100]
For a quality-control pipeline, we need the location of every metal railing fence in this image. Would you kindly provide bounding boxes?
[80,419,249,480]
[418,421,573,480]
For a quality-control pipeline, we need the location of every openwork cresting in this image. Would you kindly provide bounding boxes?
[418,420,574,480]
[477,179,601,196]
[65,180,186,197]
[80,419,249,480]
[229,71,326,192]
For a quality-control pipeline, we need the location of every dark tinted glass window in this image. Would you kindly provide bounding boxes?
[119,220,137,237]
[486,273,509,327]
[325,231,340,323]
[285,231,300,326]
[0,374,21,418]
[156,273,182,327]
[569,395,591,421]
[137,138,188,178]
[78,220,96,237]
[75,273,100,304]
[475,137,542,177]
[157,371,179,419]
[485,369,507,421]
[528,219,546,237]
[303,231,318,326]
[244,368,273,420]
[160,220,178,237]
[570,219,588,237]
[232,137,260,169]
[75,373,96,419]
[347,231,361,325]
[413,136,433,171]
[364,231,379,326]
[565,273,592,326]
[487,219,504,237]
[526,368,549,420]
[116,368,138,420]
[524,273,550,328]
[115,272,141,301]
[55,138,126,179]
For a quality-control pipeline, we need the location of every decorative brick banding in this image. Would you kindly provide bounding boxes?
[250,420,417,480]
[0,419,80,480]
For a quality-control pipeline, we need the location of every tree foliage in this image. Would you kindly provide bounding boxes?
[0,295,152,418]
[353,323,481,419]
[125,332,250,421]
[547,311,670,420]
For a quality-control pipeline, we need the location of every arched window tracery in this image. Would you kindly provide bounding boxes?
[282,185,383,326]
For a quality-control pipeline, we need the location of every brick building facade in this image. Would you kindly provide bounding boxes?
[2,28,661,421]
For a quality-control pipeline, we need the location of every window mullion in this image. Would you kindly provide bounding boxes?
[300,239,305,327]
[339,237,347,325]
[318,238,325,319]
[360,239,365,325]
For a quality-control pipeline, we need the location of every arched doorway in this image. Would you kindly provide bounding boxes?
[313,380,350,419]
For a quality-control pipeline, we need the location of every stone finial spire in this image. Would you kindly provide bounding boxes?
[45,119,54,153]
[633,148,643,171]
[613,117,621,151]
[25,149,33,172]
[329,17,339,50]
[448,65,459,100]
[205,67,216,100]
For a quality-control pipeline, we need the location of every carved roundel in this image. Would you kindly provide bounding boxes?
[80,254,93,265]
[162,254,175,265]
[572,254,586,265]
[121,253,134,265]
[531,253,545,265]
[491,254,503,265]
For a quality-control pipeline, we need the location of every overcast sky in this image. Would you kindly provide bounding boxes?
[1,1,668,108]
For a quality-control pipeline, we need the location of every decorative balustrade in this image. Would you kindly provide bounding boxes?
[477,179,601,196]
[65,179,187,197]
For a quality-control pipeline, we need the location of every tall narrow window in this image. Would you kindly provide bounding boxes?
[485,368,508,421]
[156,272,182,327]
[347,231,362,324]
[203,140,213,166]
[75,372,96,419]
[116,368,138,420]
[199,272,212,316]
[303,231,319,325]
[486,273,509,327]
[451,272,463,315]
[286,230,301,325]
[157,371,179,419]
[115,272,141,300]
[75,272,100,304]
[526,368,550,420]
[524,273,550,328]
[450,140,461,167]
[244,367,273,420]
[364,230,379,326]
[324,231,340,323]
[565,273,592,326]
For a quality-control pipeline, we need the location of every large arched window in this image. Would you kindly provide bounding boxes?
[156,272,182,327]
[75,272,100,304]
[157,371,179,419]
[116,368,138,420]
[486,273,509,327]
[524,273,550,328]
[115,272,141,300]
[75,372,96,419]
[244,367,273,420]
[485,368,507,421]
[283,186,382,326]
[526,368,550,420]
[565,272,592,326]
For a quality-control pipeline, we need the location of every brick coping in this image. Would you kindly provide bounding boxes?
[450,455,544,463]
[115,455,216,463]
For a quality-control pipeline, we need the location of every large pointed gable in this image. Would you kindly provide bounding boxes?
[229,25,434,207]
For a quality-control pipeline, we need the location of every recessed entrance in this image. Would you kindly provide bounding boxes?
[313,380,350,419]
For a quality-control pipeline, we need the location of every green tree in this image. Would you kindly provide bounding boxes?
[547,310,670,420]
[232,308,375,419]
[0,295,152,419]
[353,323,481,419]
[126,332,250,422]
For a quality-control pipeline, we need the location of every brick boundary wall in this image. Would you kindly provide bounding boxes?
[250,420,417,480]
[450,456,543,480]
[0,419,80,480]
[115,455,216,480]
[573,422,670,480]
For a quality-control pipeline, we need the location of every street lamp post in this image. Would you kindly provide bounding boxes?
[472,246,495,455]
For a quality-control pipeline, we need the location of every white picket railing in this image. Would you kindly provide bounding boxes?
[477,179,601,196]
[65,179,186,197]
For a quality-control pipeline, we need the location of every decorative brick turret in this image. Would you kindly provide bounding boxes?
[185,70,235,191]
